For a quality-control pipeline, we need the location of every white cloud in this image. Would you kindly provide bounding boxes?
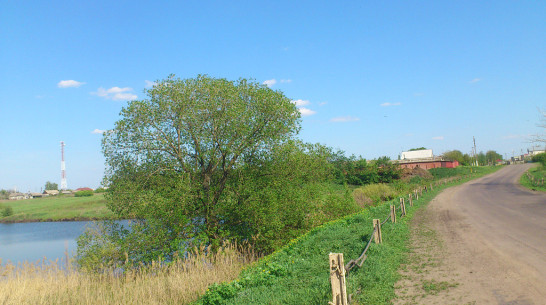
[432,136,444,140]
[330,116,360,123]
[380,102,401,107]
[58,80,85,88]
[91,129,106,134]
[318,102,328,106]
[280,79,292,83]
[144,80,157,88]
[292,99,310,107]
[298,107,316,117]
[92,86,138,101]
[469,78,481,83]
[263,79,277,87]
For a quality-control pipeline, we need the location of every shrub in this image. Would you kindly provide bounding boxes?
[94,187,106,193]
[75,190,93,197]
[2,206,13,217]
[354,183,396,205]
[352,188,373,208]
[532,153,546,166]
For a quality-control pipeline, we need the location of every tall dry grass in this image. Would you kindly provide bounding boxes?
[0,243,257,305]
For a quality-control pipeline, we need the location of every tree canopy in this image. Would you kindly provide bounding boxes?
[78,75,352,267]
[45,181,58,190]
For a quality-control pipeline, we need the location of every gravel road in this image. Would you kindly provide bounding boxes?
[396,164,546,304]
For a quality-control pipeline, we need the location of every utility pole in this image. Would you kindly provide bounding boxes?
[472,136,478,166]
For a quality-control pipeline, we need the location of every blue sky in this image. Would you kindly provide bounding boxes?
[1,1,544,192]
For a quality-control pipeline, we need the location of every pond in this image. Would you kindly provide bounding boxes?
[0,221,125,265]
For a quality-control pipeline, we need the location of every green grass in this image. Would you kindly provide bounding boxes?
[428,165,498,179]
[520,164,546,192]
[195,166,502,305]
[0,194,115,222]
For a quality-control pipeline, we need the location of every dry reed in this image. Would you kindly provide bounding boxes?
[0,243,257,305]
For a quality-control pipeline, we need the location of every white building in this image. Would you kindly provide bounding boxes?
[400,149,434,160]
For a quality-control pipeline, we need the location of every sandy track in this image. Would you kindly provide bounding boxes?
[395,164,546,305]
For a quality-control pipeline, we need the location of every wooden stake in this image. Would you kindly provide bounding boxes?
[373,219,382,244]
[329,253,348,305]
[390,205,397,223]
[408,193,413,207]
[400,198,406,216]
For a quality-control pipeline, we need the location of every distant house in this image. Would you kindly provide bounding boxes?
[43,190,60,196]
[9,192,27,200]
[75,187,93,192]
[30,192,45,198]
[528,148,545,156]
[61,190,72,195]
[393,149,459,170]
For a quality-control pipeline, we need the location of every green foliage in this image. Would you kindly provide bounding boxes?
[94,187,106,193]
[520,165,546,192]
[442,150,464,163]
[353,183,396,206]
[196,166,502,305]
[0,194,112,222]
[485,150,503,164]
[75,190,94,197]
[45,181,58,190]
[330,154,402,186]
[0,190,9,200]
[2,206,13,217]
[408,147,427,151]
[532,153,546,166]
[79,75,347,266]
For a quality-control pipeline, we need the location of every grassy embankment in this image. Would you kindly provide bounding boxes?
[195,166,501,304]
[0,193,115,223]
[0,166,501,304]
[520,163,546,192]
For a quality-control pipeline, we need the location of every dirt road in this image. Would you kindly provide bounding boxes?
[395,164,546,305]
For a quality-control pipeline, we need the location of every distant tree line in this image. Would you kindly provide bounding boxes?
[442,150,503,166]
[329,152,402,185]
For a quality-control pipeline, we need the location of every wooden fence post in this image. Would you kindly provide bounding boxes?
[408,193,413,207]
[329,253,348,305]
[390,205,397,223]
[373,219,382,244]
[400,198,406,216]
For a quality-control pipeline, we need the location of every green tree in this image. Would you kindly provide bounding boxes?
[442,150,464,163]
[45,181,58,190]
[79,75,338,266]
[485,150,503,165]
[408,147,427,151]
[477,151,487,166]
[462,153,472,166]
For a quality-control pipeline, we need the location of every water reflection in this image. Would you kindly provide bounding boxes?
[0,221,127,265]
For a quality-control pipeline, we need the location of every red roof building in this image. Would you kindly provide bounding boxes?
[75,187,93,191]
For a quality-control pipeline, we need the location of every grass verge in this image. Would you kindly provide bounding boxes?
[0,194,115,223]
[195,166,501,305]
[519,164,546,192]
